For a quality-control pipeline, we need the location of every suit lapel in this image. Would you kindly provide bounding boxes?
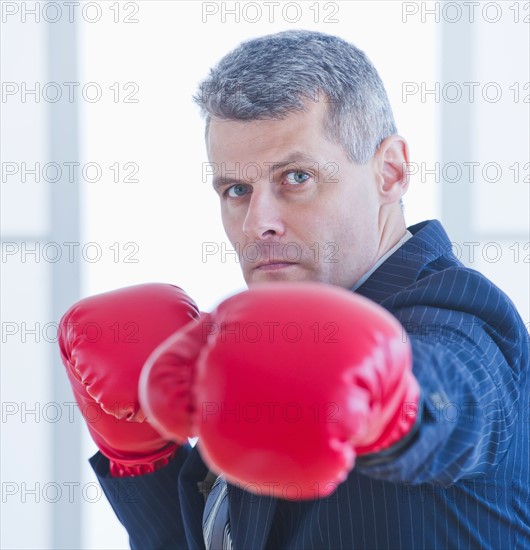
[228,485,277,550]
[179,445,278,550]
[178,444,209,550]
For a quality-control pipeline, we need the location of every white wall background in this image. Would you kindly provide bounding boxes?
[1,2,528,548]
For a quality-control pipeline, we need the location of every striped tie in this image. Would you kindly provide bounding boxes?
[202,475,233,550]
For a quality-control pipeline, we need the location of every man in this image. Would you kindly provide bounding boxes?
[59,30,529,549]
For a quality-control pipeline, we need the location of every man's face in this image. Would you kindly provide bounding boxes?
[207,99,398,289]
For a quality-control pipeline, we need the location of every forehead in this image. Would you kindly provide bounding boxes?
[206,99,330,164]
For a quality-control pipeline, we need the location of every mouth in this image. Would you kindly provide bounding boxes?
[254,261,298,271]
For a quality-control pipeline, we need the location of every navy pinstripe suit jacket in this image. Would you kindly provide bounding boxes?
[90,220,530,549]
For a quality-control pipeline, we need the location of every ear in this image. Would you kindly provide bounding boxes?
[372,135,410,204]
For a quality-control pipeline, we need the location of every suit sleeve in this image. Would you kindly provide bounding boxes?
[356,268,528,485]
[90,443,192,550]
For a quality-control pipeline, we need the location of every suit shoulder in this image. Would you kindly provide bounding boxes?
[384,263,529,367]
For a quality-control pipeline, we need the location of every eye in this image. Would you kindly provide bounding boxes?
[226,184,250,198]
[284,171,310,185]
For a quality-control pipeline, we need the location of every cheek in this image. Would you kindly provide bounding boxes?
[221,207,241,242]
[320,204,371,262]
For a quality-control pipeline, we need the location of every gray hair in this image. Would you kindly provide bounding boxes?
[193,30,397,164]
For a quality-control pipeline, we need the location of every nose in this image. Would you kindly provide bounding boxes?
[242,187,285,241]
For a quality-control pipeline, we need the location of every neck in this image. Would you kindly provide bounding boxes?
[375,205,407,263]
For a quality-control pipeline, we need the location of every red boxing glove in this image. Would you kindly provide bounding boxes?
[59,283,199,477]
[140,282,419,498]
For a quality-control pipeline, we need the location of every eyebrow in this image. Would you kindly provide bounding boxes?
[211,151,319,190]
